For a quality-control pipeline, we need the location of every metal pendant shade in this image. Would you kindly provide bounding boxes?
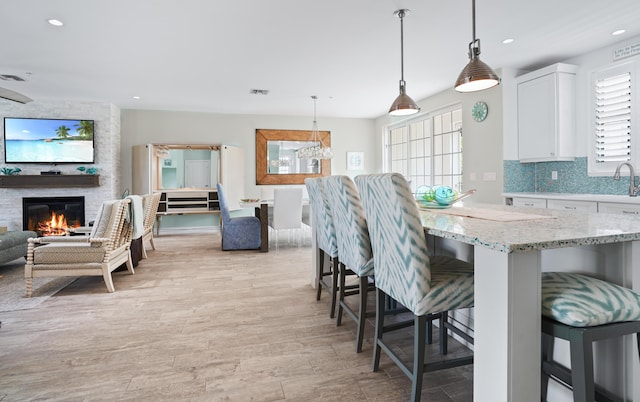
[454,0,500,92]
[389,9,420,116]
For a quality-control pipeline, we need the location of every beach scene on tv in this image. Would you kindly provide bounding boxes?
[4,118,94,163]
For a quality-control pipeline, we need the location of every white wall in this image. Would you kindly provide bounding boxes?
[120,109,376,197]
[374,85,505,204]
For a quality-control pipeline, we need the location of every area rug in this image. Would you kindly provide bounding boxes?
[0,258,76,313]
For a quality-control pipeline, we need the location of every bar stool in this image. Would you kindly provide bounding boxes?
[304,178,340,318]
[540,272,640,402]
[356,173,474,402]
[325,175,376,352]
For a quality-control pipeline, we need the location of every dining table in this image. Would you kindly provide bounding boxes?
[239,198,311,252]
[418,203,640,402]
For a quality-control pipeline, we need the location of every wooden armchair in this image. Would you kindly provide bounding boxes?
[24,199,134,296]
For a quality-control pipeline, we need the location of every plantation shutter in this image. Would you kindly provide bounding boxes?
[595,72,632,163]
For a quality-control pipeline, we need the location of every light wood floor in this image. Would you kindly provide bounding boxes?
[0,233,472,401]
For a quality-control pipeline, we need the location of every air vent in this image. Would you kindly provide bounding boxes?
[250,89,269,95]
[0,75,26,82]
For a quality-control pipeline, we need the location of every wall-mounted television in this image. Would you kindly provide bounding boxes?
[3,117,95,163]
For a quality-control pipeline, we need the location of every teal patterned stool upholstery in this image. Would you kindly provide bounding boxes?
[325,175,375,352]
[355,173,474,402]
[305,178,340,318]
[541,272,640,402]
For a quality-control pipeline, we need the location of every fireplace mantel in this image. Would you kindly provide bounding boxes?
[0,175,100,188]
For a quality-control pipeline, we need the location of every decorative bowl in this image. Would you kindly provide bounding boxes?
[240,198,260,203]
[416,185,458,206]
[415,187,476,209]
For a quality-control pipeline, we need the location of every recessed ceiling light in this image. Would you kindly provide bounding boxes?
[502,38,514,44]
[132,96,141,100]
[612,29,626,36]
[47,19,64,27]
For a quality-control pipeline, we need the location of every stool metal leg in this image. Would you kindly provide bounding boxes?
[412,314,427,402]
[355,275,368,353]
[540,333,555,402]
[569,328,594,402]
[315,248,324,301]
[372,288,385,372]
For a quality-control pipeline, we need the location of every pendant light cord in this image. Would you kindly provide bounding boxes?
[471,0,476,43]
[399,10,405,82]
[469,0,480,59]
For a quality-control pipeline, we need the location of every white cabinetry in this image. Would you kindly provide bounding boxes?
[508,194,640,215]
[517,63,578,162]
[511,197,546,208]
[546,199,598,212]
[598,202,640,215]
[132,144,245,232]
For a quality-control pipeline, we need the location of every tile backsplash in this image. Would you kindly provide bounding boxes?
[504,157,636,195]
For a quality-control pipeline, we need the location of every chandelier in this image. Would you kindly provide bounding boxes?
[297,96,333,160]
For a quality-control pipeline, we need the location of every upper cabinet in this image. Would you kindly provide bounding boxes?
[517,63,578,163]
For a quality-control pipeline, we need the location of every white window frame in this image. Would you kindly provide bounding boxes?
[384,105,463,193]
[588,60,638,176]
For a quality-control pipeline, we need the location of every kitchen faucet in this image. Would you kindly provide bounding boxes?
[613,162,640,196]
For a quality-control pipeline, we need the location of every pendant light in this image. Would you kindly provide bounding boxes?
[389,9,420,116]
[454,0,500,92]
[297,96,333,160]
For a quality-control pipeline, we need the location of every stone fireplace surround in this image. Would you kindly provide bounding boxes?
[0,100,122,231]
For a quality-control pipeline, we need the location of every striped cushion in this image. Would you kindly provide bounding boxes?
[421,256,474,313]
[325,176,374,277]
[34,243,106,264]
[542,272,640,327]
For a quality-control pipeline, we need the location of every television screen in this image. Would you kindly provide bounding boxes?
[4,117,95,163]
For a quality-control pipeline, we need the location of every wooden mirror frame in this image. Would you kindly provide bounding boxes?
[255,129,331,185]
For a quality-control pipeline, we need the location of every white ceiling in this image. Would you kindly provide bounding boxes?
[1,0,640,119]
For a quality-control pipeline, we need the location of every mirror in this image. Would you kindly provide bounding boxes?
[155,144,220,189]
[267,140,320,175]
[256,129,331,185]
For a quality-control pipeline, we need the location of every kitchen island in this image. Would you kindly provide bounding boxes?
[419,203,640,402]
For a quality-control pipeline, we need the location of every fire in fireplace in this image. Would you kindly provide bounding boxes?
[23,196,85,236]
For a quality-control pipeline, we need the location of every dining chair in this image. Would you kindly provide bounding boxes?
[269,187,303,250]
[325,175,376,352]
[540,271,640,402]
[355,173,474,402]
[217,183,263,251]
[305,178,340,318]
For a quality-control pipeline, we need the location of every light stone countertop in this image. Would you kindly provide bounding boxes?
[503,192,640,204]
[419,203,640,253]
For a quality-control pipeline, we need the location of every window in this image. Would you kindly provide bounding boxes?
[387,107,463,192]
[589,61,637,176]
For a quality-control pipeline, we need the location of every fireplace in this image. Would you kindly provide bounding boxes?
[23,196,85,236]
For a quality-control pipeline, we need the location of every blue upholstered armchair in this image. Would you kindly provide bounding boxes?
[217,184,265,251]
